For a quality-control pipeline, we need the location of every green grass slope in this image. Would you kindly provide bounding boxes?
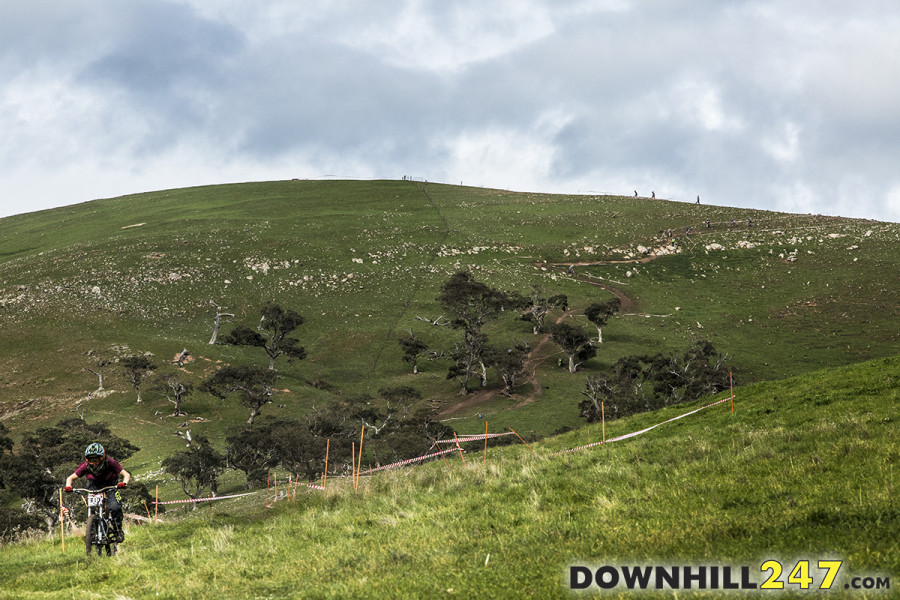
[1,354,897,599]
[0,180,897,448]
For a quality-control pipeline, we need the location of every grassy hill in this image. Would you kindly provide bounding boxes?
[1,181,897,438]
[0,354,896,598]
[1,180,898,596]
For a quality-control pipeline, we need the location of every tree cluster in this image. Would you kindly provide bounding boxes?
[579,340,731,422]
[222,386,453,486]
[0,419,153,537]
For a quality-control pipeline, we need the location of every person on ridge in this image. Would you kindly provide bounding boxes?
[64,443,131,542]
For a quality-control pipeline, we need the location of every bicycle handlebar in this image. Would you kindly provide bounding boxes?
[70,486,120,493]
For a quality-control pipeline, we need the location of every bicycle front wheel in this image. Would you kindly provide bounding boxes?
[85,515,98,556]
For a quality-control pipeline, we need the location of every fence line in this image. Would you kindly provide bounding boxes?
[146,395,734,508]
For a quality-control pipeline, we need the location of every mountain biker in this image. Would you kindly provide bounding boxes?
[64,443,131,542]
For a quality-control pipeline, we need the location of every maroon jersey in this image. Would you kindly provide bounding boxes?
[74,457,123,487]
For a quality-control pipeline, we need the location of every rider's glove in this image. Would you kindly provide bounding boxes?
[64,486,73,493]
[117,482,127,489]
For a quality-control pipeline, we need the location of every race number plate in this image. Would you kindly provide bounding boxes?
[87,493,104,507]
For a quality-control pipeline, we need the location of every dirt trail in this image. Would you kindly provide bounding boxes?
[438,258,646,419]
[439,299,612,418]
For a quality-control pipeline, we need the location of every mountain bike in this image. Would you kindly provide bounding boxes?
[71,486,123,557]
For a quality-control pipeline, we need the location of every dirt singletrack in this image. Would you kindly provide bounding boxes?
[439,264,637,418]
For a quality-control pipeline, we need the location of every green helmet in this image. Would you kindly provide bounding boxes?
[84,443,107,472]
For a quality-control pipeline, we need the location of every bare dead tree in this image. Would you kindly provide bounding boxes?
[416,315,449,326]
[208,301,235,345]
[84,351,115,391]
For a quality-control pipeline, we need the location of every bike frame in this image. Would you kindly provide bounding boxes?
[72,486,120,557]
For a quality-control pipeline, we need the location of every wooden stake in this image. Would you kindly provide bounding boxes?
[434,440,452,467]
[453,433,466,463]
[323,438,330,489]
[143,502,152,520]
[730,371,734,413]
[357,426,365,490]
[484,421,488,464]
[59,488,65,552]
[602,401,606,443]
[356,427,365,491]
[509,428,536,454]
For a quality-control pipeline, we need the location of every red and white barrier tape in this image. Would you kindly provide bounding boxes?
[153,491,258,505]
[552,397,731,455]
[359,447,461,475]
[151,397,730,504]
[434,432,516,444]
[294,481,326,491]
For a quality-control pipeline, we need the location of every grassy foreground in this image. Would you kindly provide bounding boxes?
[1,354,897,599]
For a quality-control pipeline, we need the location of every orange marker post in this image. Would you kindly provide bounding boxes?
[59,488,65,552]
[357,426,365,491]
[434,440,452,468]
[602,402,606,443]
[509,428,536,455]
[730,371,734,413]
[453,433,467,464]
[484,422,488,464]
[323,438,330,489]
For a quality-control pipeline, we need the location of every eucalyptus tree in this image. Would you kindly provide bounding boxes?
[201,365,278,425]
[220,303,306,370]
[549,321,596,373]
[120,354,155,404]
[585,296,621,343]
[437,272,522,395]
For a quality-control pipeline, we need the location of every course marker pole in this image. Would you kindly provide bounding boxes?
[323,438,330,489]
[59,488,65,552]
[730,371,734,413]
[143,502,152,520]
[453,433,466,464]
[484,422,488,464]
[357,426,365,491]
[433,439,452,468]
[509,428,536,454]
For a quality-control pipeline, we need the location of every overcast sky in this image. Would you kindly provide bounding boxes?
[2,1,899,222]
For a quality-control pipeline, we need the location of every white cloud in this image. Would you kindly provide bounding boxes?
[1,1,899,223]
[761,121,801,164]
[336,0,556,73]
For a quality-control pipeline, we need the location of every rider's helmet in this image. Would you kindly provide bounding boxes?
[84,443,107,473]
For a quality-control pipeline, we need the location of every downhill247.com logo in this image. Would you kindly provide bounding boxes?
[569,561,891,592]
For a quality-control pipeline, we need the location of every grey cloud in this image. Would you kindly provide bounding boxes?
[1,0,899,222]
